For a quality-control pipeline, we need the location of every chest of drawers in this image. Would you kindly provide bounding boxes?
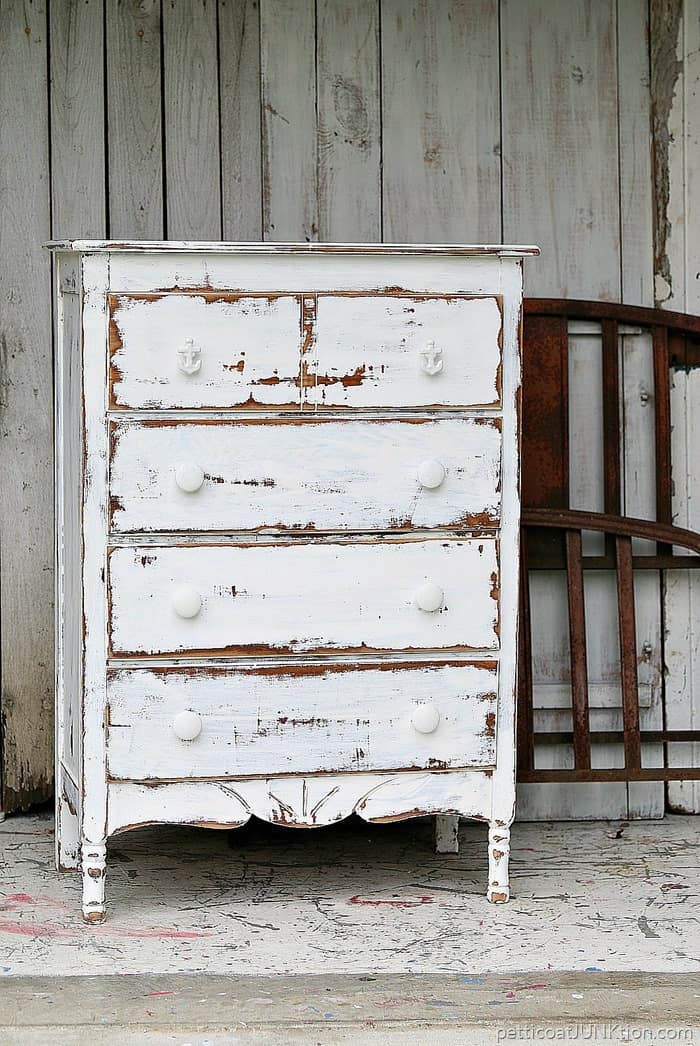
[51,241,536,922]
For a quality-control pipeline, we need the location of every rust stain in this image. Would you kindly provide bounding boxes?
[223,359,246,373]
[492,849,505,861]
[484,711,496,738]
[490,891,508,904]
[107,660,498,682]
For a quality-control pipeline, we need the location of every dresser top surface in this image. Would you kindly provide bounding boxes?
[45,240,539,257]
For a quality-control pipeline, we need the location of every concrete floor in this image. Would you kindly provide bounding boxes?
[1,811,699,1041]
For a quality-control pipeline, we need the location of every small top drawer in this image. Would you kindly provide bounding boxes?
[109,293,302,409]
[304,294,502,409]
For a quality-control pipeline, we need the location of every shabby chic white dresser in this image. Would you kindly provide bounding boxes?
[51,242,536,922]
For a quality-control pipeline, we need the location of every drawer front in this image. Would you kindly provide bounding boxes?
[109,417,502,533]
[109,293,302,409]
[106,661,498,779]
[305,295,502,409]
[108,539,500,657]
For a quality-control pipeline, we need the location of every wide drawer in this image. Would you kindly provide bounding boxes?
[106,660,498,779]
[304,294,502,409]
[109,416,502,533]
[109,293,302,409]
[108,538,500,657]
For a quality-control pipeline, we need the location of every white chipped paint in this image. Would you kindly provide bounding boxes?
[106,662,497,780]
[110,294,302,409]
[306,295,502,409]
[108,538,500,656]
[53,246,526,917]
[109,416,502,533]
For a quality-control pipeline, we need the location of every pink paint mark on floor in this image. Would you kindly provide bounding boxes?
[348,895,434,908]
[0,919,211,940]
[2,894,69,910]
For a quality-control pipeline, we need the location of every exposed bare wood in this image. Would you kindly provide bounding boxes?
[219,0,263,239]
[163,0,221,238]
[260,0,317,240]
[381,0,501,242]
[49,0,105,238]
[106,0,163,238]
[317,0,381,241]
[0,0,53,812]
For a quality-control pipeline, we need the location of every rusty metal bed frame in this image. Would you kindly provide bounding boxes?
[518,299,700,784]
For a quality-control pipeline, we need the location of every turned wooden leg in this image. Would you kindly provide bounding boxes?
[81,839,107,923]
[487,824,511,903]
[434,814,460,854]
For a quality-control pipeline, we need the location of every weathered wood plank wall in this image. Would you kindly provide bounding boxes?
[0,0,696,817]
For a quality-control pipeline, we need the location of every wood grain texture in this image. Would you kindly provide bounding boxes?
[109,416,502,533]
[501,0,620,298]
[663,0,700,813]
[307,295,502,409]
[49,0,105,238]
[219,0,263,239]
[107,538,501,656]
[163,0,221,238]
[106,0,163,238]
[260,0,317,240]
[0,0,53,812]
[109,293,302,408]
[316,0,381,240]
[381,0,501,242]
[106,662,498,779]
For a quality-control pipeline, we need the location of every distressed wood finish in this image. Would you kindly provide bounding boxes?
[0,0,54,813]
[109,294,302,409]
[108,538,501,657]
[307,295,503,409]
[106,661,498,780]
[52,243,528,920]
[108,416,502,533]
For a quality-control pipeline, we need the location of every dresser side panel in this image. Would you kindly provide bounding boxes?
[55,253,83,788]
[490,258,523,829]
[54,252,83,868]
[80,253,110,846]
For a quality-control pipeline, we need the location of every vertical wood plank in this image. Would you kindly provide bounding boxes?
[163,0,221,239]
[0,0,53,812]
[652,325,673,532]
[565,530,591,771]
[260,0,317,241]
[106,0,163,238]
[50,0,106,238]
[381,0,501,242]
[501,0,621,297]
[219,0,263,240]
[616,535,642,770]
[316,0,381,241]
[618,0,655,307]
[618,0,663,819]
[659,0,700,812]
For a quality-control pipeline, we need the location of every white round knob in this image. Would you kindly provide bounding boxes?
[173,710,202,741]
[417,459,446,489]
[415,581,444,612]
[175,463,205,493]
[172,585,202,619]
[412,704,440,734]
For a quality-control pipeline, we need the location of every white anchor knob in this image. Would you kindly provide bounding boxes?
[177,338,202,375]
[173,710,202,741]
[172,585,202,619]
[175,463,205,493]
[417,459,446,489]
[414,581,444,613]
[411,704,440,734]
[419,341,443,375]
